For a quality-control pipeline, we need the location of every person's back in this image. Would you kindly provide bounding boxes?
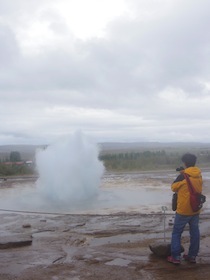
[171,165,202,215]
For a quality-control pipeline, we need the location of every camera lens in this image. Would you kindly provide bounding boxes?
[176,166,184,172]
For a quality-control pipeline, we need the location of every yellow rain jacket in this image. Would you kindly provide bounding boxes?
[171,166,203,215]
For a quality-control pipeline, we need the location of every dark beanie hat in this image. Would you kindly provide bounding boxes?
[181,153,197,167]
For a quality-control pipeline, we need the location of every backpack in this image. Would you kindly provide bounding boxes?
[184,173,206,212]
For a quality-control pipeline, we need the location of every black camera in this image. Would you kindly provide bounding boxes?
[176,166,184,172]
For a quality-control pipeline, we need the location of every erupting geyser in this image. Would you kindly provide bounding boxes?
[35,132,104,205]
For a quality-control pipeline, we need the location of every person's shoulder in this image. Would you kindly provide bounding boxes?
[173,173,185,183]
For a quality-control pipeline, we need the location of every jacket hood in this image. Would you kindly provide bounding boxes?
[184,166,201,178]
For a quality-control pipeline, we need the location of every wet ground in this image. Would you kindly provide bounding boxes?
[1,212,210,280]
[0,170,210,279]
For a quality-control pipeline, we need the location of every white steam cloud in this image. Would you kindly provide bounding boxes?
[35,132,104,204]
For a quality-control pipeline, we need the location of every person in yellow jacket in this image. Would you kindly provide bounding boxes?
[167,153,203,264]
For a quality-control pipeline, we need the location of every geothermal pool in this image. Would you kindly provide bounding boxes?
[0,170,209,215]
[1,134,210,215]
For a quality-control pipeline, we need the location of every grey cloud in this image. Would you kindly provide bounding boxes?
[0,0,210,144]
[0,25,20,68]
[2,1,210,98]
[0,0,51,16]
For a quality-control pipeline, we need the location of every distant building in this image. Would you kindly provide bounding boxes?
[25,160,33,166]
[0,161,33,166]
[2,161,24,165]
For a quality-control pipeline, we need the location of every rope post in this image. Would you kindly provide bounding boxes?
[161,206,168,243]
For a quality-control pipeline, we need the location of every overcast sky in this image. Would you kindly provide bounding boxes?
[1,0,210,145]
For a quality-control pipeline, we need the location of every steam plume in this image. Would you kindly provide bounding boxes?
[35,132,104,204]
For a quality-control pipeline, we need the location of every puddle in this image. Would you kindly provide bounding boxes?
[89,232,169,247]
[62,246,78,262]
[32,231,57,238]
[105,258,132,266]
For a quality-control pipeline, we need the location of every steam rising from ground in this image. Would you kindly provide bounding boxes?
[35,132,104,204]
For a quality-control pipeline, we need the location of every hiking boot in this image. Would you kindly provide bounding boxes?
[183,254,196,263]
[167,256,181,264]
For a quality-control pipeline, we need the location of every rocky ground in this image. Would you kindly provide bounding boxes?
[1,171,210,280]
[0,210,210,280]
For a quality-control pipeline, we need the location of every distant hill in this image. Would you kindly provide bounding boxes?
[0,142,210,161]
[99,142,210,155]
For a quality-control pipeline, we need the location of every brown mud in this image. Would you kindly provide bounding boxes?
[0,211,210,280]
